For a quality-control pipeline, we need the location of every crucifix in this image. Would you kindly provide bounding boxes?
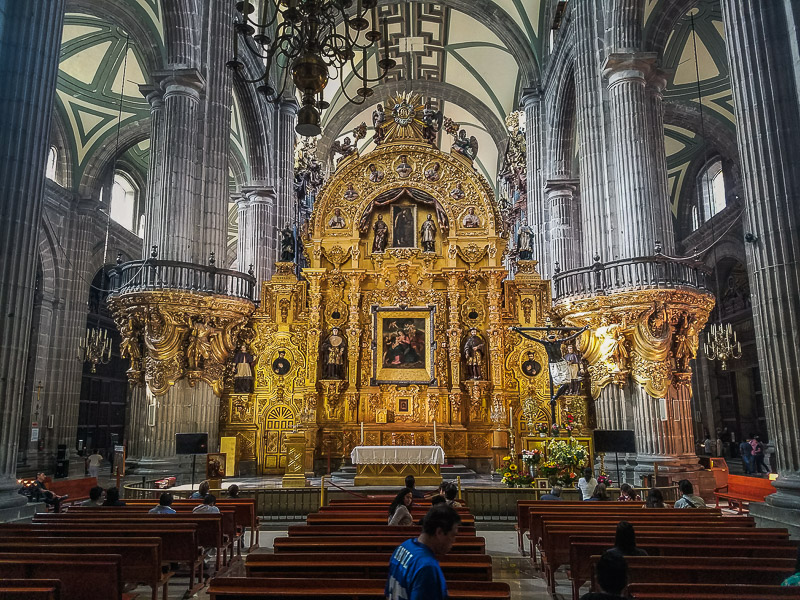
[510,324,588,427]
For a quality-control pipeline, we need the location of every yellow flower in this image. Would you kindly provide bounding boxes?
[504,472,511,478]
[509,464,518,471]
[502,456,511,462]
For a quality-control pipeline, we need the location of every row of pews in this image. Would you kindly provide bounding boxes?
[515,499,799,600]
[0,496,258,600]
[209,496,511,600]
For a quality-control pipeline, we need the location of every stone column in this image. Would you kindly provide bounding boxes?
[602,52,662,258]
[521,89,548,274]
[720,0,800,527]
[275,98,299,231]
[140,87,165,256]
[0,0,65,515]
[545,179,582,272]
[646,70,675,254]
[573,0,613,263]
[237,187,277,297]
[149,69,205,263]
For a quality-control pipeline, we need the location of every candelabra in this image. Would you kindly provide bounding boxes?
[704,322,742,370]
[79,327,112,373]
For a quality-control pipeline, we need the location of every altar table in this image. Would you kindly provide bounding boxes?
[350,446,445,486]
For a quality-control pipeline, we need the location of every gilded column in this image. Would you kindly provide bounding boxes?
[485,270,507,427]
[545,179,582,272]
[346,272,365,389]
[445,272,463,424]
[0,0,65,513]
[721,0,800,520]
[304,270,325,387]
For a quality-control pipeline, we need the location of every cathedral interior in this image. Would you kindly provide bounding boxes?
[1,0,800,537]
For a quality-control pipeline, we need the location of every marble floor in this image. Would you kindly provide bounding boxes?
[129,526,569,600]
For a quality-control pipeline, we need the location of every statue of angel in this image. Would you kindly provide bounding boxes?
[452,129,478,161]
[330,137,356,166]
[421,101,443,145]
[372,104,387,143]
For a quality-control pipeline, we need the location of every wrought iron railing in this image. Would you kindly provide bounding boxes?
[553,252,709,302]
[109,249,256,301]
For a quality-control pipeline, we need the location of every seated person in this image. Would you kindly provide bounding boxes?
[405,475,426,499]
[782,546,800,587]
[388,487,414,526]
[149,492,176,514]
[30,472,67,512]
[444,482,462,508]
[430,495,446,506]
[540,485,564,501]
[580,551,629,600]
[673,479,706,508]
[644,487,665,508]
[190,480,210,500]
[81,486,104,507]
[606,521,648,557]
[227,484,240,498]
[586,483,610,501]
[617,483,640,502]
[192,493,220,513]
[102,486,126,506]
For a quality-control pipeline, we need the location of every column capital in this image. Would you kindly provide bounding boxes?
[139,84,164,110]
[154,68,206,99]
[280,96,300,115]
[646,67,671,95]
[602,52,659,85]
[519,87,543,107]
[545,177,580,193]
[242,185,278,203]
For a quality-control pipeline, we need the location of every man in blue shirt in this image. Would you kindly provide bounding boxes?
[385,504,461,600]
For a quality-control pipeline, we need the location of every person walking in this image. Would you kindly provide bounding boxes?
[751,435,769,474]
[86,449,103,479]
[739,437,753,474]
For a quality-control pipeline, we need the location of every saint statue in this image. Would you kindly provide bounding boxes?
[372,214,388,253]
[463,328,485,380]
[525,327,587,393]
[233,344,255,393]
[424,162,441,181]
[396,155,412,178]
[522,351,541,378]
[517,218,533,260]
[420,214,437,252]
[462,207,480,228]
[372,104,386,144]
[562,343,583,393]
[421,100,443,145]
[280,225,295,262]
[368,163,384,183]
[328,208,346,229]
[187,318,217,370]
[344,184,359,200]
[271,350,291,376]
[450,183,465,200]
[321,328,347,380]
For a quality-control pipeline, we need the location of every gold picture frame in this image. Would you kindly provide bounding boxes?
[371,305,436,386]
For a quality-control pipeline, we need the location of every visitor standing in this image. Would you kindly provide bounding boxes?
[751,435,769,474]
[739,437,753,474]
[86,450,103,479]
[577,467,598,500]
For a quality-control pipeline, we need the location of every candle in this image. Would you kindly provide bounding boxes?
[360,421,364,445]
[433,420,437,444]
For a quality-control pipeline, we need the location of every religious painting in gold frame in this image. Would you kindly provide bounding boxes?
[371,305,436,386]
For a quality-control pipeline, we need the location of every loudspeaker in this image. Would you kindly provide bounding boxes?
[593,430,636,454]
[175,433,208,455]
[56,444,67,461]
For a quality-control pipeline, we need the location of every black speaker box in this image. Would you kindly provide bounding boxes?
[175,432,208,455]
[593,429,637,454]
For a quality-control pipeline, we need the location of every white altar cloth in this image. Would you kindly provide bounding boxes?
[351,445,446,465]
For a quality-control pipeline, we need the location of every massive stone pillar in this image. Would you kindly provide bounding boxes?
[141,87,165,255]
[275,98,298,232]
[546,179,582,272]
[0,0,65,515]
[720,0,800,532]
[646,70,675,254]
[237,186,278,297]
[521,89,548,274]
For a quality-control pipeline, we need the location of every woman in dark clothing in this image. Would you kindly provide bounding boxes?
[606,521,648,557]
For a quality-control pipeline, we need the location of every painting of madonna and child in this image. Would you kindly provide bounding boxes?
[382,318,426,369]
[372,308,435,385]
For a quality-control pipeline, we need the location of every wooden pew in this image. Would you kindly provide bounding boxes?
[0,553,122,600]
[31,511,229,570]
[590,555,795,588]
[0,579,61,600]
[306,512,476,526]
[0,539,171,600]
[44,476,99,507]
[207,577,511,600]
[286,524,477,537]
[628,583,800,599]
[328,499,468,507]
[318,505,471,513]
[0,524,204,591]
[568,538,799,600]
[273,535,485,554]
[245,552,493,581]
[714,474,776,513]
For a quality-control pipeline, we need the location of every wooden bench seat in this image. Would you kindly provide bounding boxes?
[245,552,493,581]
[0,579,61,600]
[0,524,204,591]
[628,583,800,599]
[714,474,775,513]
[273,535,485,554]
[318,505,471,513]
[306,512,475,526]
[568,538,799,600]
[207,577,510,600]
[38,477,99,508]
[0,539,171,600]
[590,555,795,588]
[0,553,122,600]
[286,524,477,537]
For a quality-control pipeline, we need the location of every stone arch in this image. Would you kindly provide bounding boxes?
[49,111,74,189]
[545,66,577,179]
[231,53,274,184]
[78,119,150,199]
[161,0,203,68]
[643,0,701,53]
[37,217,62,305]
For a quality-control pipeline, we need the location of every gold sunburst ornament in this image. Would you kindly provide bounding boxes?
[379,92,427,143]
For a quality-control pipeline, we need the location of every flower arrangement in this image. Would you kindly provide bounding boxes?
[521,449,542,476]
[495,455,533,486]
[563,413,576,434]
[550,423,561,436]
[537,437,588,487]
[534,422,549,435]
[597,473,612,487]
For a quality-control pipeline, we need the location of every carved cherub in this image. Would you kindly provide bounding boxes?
[330,136,356,166]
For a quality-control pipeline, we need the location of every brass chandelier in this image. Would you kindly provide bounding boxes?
[704,323,742,371]
[230,0,396,136]
[79,327,112,373]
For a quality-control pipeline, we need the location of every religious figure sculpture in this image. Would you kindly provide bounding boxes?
[452,129,479,161]
[424,162,441,181]
[372,104,386,143]
[524,327,587,391]
[562,343,583,394]
[522,351,541,377]
[517,219,533,260]
[463,328,485,380]
[233,345,255,392]
[673,315,699,372]
[396,155,412,178]
[280,225,295,262]
[421,100,443,145]
[372,214,388,253]
[420,214,437,252]
[321,328,347,380]
[344,184,359,200]
[450,183,465,200]
[271,350,291,376]
[368,163,384,183]
[462,207,480,228]
[328,208,346,229]
[393,207,414,247]
[187,318,217,370]
[331,136,356,166]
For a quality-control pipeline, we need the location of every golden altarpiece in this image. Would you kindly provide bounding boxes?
[219,94,591,475]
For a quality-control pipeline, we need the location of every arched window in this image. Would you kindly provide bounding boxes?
[45,146,58,181]
[694,159,726,229]
[110,171,138,232]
